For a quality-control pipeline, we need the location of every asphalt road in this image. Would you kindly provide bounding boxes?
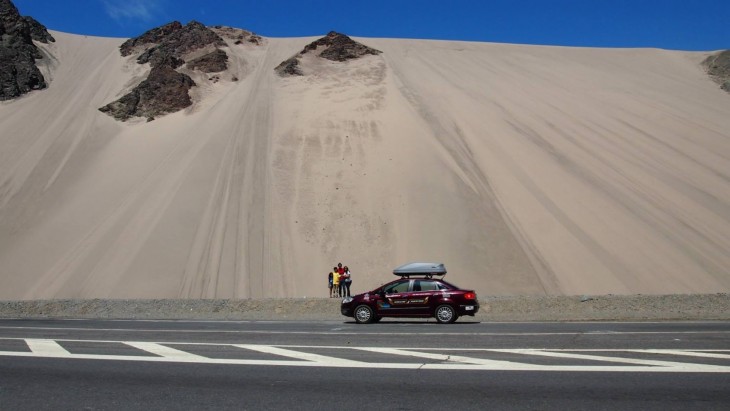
[1,319,728,410]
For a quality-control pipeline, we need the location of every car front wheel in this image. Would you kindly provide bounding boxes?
[435,304,458,324]
[354,304,375,324]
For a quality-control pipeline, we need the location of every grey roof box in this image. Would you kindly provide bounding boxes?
[393,262,447,277]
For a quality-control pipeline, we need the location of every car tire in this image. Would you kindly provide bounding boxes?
[354,304,375,324]
[435,304,458,324]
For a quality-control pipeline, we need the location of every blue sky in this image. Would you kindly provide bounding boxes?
[13,0,730,51]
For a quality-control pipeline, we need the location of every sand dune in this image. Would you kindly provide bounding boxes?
[0,31,728,299]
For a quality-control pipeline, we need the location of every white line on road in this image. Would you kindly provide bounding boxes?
[25,339,71,357]
[0,339,728,372]
[124,342,206,360]
[626,349,730,359]
[1,349,727,372]
[353,347,535,369]
[234,344,365,366]
[486,349,729,371]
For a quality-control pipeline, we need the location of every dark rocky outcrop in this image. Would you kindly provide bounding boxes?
[101,20,234,121]
[186,48,228,73]
[99,65,195,122]
[133,21,225,68]
[119,21,183,57]
[703,50,730,92]
[120,21,225,65]
[275,31,381,77]
[0,0,54,100]
[274,57,303,76]
[23,15,55,43]
[304,31,382,62]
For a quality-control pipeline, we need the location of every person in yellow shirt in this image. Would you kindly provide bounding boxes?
[331,266,340,298]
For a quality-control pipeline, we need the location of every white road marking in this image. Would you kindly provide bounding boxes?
[124,342,206,360]
[627,349,730,359]
[0,338,728,372]
[25,339,70,357]
[234,344,365,366]
[486,349,728,371]
[353,347,534,369]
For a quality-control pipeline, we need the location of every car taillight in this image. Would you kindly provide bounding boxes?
[464,292,476,300]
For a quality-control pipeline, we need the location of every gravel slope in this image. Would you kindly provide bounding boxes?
[0,294,727,321]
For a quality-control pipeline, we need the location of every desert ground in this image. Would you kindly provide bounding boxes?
[1,31,728,299]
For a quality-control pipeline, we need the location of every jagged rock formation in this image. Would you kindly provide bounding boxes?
[703,50,730,92]
[186,48,228,73]
[0,0,55,100]
[23,15,55,43]
[275,31,382,77]
[99,65,195,122]
[119,21,184,57]
[305,31,382,61]
[101,21,235,121]
[275,57,303,76]
[130,21,224,67]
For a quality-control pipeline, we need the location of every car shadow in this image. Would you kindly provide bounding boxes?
[342,320,481,325]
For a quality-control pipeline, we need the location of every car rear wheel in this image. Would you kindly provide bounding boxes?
[435,304,458,324]
[354,305,375,324]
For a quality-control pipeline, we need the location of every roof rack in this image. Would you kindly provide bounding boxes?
[392,262,446,278]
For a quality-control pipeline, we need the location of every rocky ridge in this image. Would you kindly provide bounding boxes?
[0,0,54,100]
[275,31,382,77]
[101,20,248,121]
[703,50,730,92]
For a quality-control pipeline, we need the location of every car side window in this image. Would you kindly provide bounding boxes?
[436,283,452,290]
[384,280,410,294]
[413,280,440,292]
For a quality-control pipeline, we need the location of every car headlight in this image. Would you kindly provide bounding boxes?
[342,297,353,304]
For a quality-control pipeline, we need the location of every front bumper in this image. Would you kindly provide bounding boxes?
[340,302,355,317]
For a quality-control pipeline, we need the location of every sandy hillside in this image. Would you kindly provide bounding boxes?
[0,31,728,299]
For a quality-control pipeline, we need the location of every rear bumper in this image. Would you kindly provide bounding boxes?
[458,302,479,316]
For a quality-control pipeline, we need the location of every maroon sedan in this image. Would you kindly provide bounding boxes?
[340,263,479,324]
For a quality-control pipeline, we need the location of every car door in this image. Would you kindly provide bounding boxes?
[407,279,440,314]
[376,279,411,315]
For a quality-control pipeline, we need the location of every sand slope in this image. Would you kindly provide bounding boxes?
[0,32,728,299]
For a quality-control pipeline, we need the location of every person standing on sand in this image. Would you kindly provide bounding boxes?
[342,266,352,297]
[328,270,334,298]
[332,266,340,298]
